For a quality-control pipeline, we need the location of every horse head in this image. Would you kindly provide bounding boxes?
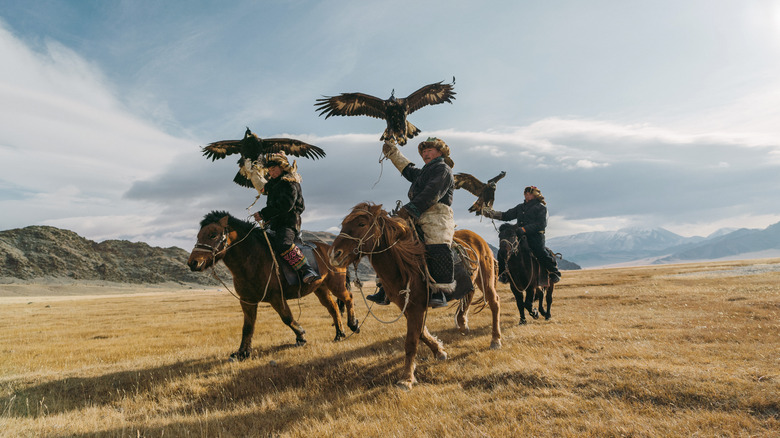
[187,211,239,271]
[329,202,423,269]
[329,202,386,267]
[498,223,521,254]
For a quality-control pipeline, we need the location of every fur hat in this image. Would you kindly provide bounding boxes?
[524,186,546,205]
[263,152,291,170]
[417,137,454,168]
[263,152,301,183]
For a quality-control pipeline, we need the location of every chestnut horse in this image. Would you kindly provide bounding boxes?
[328,202,501,389]
[187,211,359,360]
[498,223,554,323]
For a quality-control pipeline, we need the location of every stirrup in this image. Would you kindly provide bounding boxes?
[429,290,447,308]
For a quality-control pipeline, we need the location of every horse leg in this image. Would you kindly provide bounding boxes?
[397,307,426,390]
[542,284,554,320]
[312,286,346,341]
[420,325,447,361]
[511,283,527,325]
[454,290,473,334]
[525,286,540,320]
[482,273,502,349]
[268,297,307,346]
[230,301,258,361]
[328,275,360,334]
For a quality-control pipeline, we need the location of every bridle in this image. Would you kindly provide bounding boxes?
[336,208,401,258]
[191,229,229,258]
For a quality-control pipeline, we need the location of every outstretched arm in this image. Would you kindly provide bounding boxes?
[382,141,414,177]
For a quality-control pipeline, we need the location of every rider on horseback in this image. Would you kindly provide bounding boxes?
[367,137,456,308]
[479,186,561,284]
[252,152,320,284]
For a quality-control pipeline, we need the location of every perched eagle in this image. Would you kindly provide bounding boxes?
[201,127,325,191]
[454,171,507,214]
[314,79,456,145]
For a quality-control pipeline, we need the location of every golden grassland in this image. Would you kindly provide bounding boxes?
[1,259,778,437]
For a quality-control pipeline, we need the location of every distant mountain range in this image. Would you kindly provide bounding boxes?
[0,225,582,285]
[547,221,780,268]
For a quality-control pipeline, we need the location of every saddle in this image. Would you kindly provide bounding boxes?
[265,230,322,285]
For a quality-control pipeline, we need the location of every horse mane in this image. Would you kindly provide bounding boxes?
[346,202,425,279]
[200,211,258,238]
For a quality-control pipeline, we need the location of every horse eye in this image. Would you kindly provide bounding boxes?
[358,222,366,227]
[209,233,218,239]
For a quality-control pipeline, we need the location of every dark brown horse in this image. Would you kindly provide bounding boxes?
[187,211,359,360]
[498,223,554,323]
[328,202,501,389]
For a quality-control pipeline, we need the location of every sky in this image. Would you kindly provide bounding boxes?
[2,0,780,250]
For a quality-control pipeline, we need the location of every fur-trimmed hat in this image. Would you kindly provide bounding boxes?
[524,186,546,205]
[263,152,302,183]
[263,152,291,170]
[417,137,454,168]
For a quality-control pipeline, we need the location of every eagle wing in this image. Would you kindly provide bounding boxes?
[453,173,486,197]
[260,138,326,160]
[314,92,387,120]
[201,139,243,161]
[404,81,456,115]
[487,171,506,185]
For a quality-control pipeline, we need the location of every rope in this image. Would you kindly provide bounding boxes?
[355,278,412,325]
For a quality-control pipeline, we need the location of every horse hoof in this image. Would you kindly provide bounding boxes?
[395,380,414,391]
[295,339,307,347]
[348,319,360,333]
[519,319,527,325]
[436,351,448,361]
[229,350,250,362]
[545,315,551,321]
[531,309,540,320]
[490,340,502,350]
[333,332,345,342]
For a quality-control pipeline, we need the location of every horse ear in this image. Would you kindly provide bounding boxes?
[219,215,229,228]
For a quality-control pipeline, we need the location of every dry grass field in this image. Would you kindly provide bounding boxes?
[1,259,778,437]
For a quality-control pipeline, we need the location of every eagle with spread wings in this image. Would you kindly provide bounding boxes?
[314,79,456,145]
[454,171,507,214]
[201,127,325,190]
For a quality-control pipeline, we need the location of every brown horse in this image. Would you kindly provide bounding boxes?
[498,223,554,323]
[328,202,501,389]
[187,211,359,360]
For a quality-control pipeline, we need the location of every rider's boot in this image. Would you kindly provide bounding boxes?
[426,244,455,308]
[366,281,390,305]
[280,244,321,284]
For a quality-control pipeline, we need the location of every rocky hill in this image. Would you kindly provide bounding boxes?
[0,225,377,285]
[1,225,578,285]
[0,225,226,284]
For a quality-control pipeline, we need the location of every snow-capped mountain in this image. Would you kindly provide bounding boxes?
[546,222,780,268]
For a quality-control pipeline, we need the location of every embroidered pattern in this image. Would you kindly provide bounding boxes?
[280,244,306,270]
